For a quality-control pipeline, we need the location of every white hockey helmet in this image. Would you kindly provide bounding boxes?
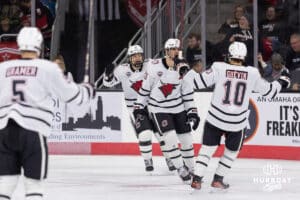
[17,27,43,55]
[164,38,180,49]
[228,41,247,60]
[127,45,144,56]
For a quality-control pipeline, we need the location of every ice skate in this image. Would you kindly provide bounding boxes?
[144,159,154,172]
[191,175,202,190]
[177,166,191,184]
[165,158,176,171]
[210,174,229,192]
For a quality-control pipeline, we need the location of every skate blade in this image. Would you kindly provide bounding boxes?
[189,187,201,195]
[209,187,229,193]
[145,171,154,176]
[182,179,192,185]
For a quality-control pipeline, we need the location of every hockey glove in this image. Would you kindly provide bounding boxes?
[176,62,190,77]
[105,63,115,82]
[187,112,200,130]
[277,69,291,89]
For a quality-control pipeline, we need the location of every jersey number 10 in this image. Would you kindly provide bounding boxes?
[223,80,246,106]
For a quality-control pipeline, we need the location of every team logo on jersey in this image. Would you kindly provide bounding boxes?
[144,72,148,80]
[131,80,143,93]
[157,71,163,77]
[159,81,178,98]
[126,71,132,77]
[244,99,259,143]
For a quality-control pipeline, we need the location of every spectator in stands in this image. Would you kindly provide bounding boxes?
[285,33,300,72]
[0,17,16,41]
[190,58,203,73]
[185,33,214,68]
[286,1,300,35]
[19,0,54,58]
[224,14,255,66]
[218,5,245,35]
[291,81,300,91]
[0,0,21,31]
[258,52,287,82]
[259,6,286,62]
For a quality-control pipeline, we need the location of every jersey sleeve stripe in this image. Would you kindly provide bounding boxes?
[211,103,248,116]
[137,92,150,97]
[194,79,200,90]
[183,99,193,102]
[82,85,91,98]
[10,109,51,127]
[19,103,54,116]
[149,101,183,109]
[208,111,247,124]
[271,89,278,99]
[149,95,181,103]
[0,194,10,199]
[66,87,80,103]
[182,91,194,97]
[199,74,208,88]
[0,104,12,110]
[141,87,150,93]
[125,98,137,101]
[262,83,272,96]
[77,89,84,106]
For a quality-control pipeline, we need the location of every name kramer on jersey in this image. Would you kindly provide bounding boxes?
[226,70,248,80]
[6,66,38,77]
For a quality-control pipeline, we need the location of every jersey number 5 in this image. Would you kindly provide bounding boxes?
[12,80,26,102]
[223,80,246,106]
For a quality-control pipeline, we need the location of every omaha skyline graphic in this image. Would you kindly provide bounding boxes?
[62,96,121,131]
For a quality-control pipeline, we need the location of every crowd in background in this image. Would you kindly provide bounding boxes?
[185,1,300,91]
[0,0,55,57]
[0,0,299,91]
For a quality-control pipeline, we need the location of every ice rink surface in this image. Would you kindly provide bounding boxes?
[12,155,300,200]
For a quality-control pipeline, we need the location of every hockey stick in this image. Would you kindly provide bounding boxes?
[84,0,94,83]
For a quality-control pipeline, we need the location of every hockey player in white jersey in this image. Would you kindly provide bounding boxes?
[190,42,291,190]
[134,38,200,182]
[0,27,94,200]
[183,58,204,90]
[103,45,176,172]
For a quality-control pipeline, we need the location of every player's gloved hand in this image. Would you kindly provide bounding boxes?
[187,110,200,130]
[174,56,186,66]
[277,69,291,89]
[81,82,96,99]
[176,62,190,77]
[105,63,115,82]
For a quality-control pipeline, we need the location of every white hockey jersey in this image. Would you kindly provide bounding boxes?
[103,62,148,111]
[135,58,196,114]
[193,62,282,131]
[0,58,92,136]
[184,69,200,90]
